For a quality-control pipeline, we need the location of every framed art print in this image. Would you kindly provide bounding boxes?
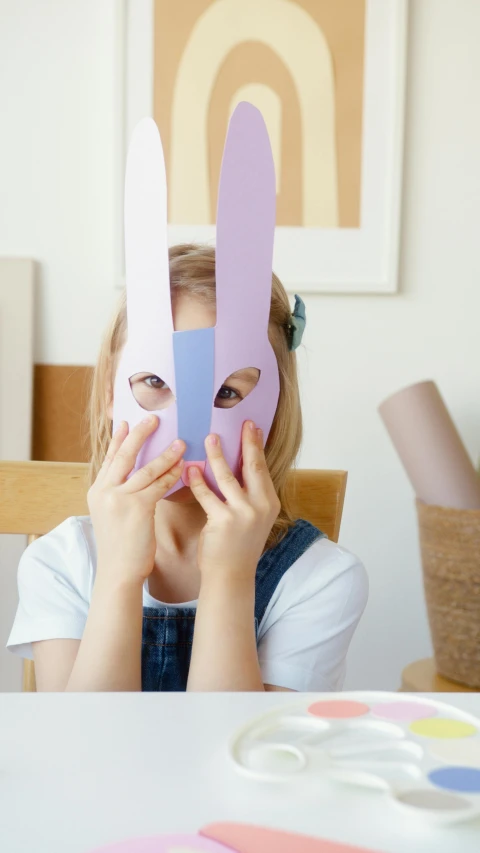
[117,0,408,293]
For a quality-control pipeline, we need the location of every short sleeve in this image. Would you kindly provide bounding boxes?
[257,538,369,692]
[6,517,92,660]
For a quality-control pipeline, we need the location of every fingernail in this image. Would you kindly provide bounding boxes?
[248,421,256,432]
[171,440,182,452]
[207,434,218,446]
[175,458,185,470]
[142,415,155,424]
[257,428,263,442]
[188,465,199,482]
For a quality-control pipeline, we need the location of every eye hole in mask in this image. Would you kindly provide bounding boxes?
[129,367,260,412]
[214,367,260,409]
[129,372,175,411]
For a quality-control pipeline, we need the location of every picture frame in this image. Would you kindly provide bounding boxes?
[116,0,408,294]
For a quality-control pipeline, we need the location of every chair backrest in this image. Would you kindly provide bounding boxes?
[0,460,347,691]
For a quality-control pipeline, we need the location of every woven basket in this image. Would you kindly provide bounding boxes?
[416,499,480,688]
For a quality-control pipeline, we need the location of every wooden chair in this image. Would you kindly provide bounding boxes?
[0,461,347,692]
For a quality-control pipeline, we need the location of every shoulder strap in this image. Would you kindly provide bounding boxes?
[254,519,325,630]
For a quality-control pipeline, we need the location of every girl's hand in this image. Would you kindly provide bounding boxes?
[87,417,185,587]
[187,421,281,578]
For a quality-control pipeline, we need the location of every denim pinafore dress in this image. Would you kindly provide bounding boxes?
[141,519,324,691]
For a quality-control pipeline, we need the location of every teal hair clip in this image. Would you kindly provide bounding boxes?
[288,294,306,351]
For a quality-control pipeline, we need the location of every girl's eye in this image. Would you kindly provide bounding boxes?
[216,385,240,401]
[213,368,260,409]
[144,375,167,389]
[129,372,174,411]
[214,385,243,409]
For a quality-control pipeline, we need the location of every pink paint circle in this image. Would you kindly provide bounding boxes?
[370,701,437,722]
[308,700,370,719]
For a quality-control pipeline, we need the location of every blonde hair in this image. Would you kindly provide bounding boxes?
[88,244,302,547]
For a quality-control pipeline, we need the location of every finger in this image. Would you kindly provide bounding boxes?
[204,433,244,503]
[107,415,160,486]
[123,439,186,493]
[98,421,129,480]
[241,421,273,500]
[143,458,186,502]
[187,465,224,515]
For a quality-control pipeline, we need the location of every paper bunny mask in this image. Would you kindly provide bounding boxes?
[113,103,279,497]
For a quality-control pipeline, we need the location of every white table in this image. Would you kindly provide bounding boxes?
[0,692,479,852]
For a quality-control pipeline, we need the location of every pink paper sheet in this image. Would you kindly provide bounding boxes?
[201,823,383,853]
[379,380,480,509]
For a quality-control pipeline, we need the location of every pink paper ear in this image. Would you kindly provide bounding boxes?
[200,824,384,853]
[215,101,276,338]
[124,117,173,352]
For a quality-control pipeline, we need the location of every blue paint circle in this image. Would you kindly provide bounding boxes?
[429,766,480,794]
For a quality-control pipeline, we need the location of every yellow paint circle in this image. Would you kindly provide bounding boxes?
[409,718,477,739]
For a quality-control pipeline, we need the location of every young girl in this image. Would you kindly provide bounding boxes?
[7,244,368,693]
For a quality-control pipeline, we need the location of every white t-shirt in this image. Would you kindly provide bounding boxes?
[7,516,368,692]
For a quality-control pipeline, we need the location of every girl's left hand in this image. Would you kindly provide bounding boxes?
[187,421,281,579]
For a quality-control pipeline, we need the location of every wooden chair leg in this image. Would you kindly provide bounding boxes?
[22,534,39,692]
[22,659,36,692]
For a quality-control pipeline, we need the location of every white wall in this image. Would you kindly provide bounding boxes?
[0,0,120,365]
[1,0,480,690]
[306,0,480,687]
[0,261,34,691]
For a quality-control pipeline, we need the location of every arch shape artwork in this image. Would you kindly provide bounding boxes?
[170,0,338,227]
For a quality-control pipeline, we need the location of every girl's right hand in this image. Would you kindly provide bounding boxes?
[87,416,185,587]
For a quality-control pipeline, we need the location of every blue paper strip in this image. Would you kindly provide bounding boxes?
[173,327,215,461]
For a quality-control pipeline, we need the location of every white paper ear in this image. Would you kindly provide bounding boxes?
[124,118,173,346]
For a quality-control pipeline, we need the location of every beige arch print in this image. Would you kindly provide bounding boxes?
[170,0,338,227]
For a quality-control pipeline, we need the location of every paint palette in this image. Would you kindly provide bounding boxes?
[229,692,480,825]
